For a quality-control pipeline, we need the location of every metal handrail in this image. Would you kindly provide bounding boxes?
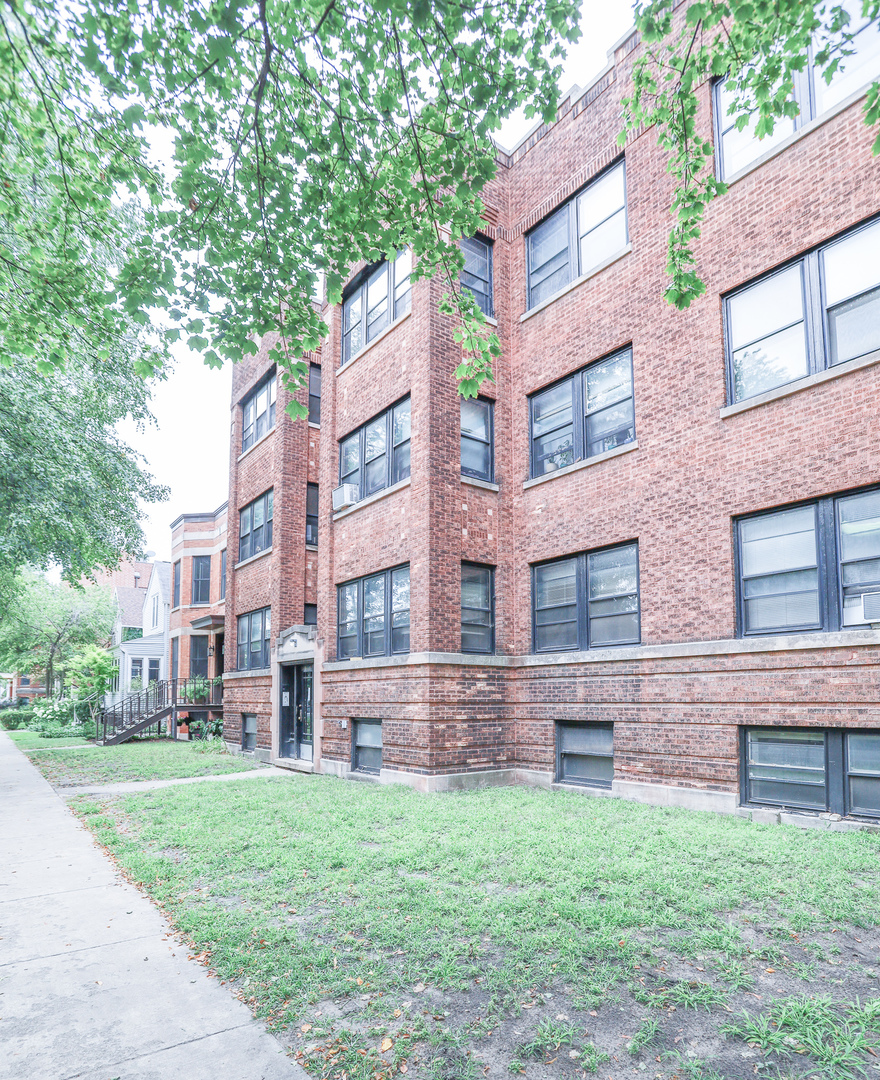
[99,677,224,742]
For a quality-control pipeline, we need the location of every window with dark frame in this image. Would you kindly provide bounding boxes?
[529,347,635,478]
[147,658,160,684]
[352,719,382,774]
[460,236,493,316]
[557,722,614,788]
[131,658,143,685]
[736,486,880,636]
[239,490,274,562]
[341,250,412,365]
[242,713,257,752]
[461,563,494,654]
[241,372,277,451]
[172,560,181,608]
[743,727,880,818]
[725,217,880,403]
[337,565,410,659]
[526,160,627,310]
[461,397,494,482]
[304,603,317,626]
[236,607,271,670]
[339,397,410,502]
[220,549,226,600]
[192,555,211,604]
[190,636,209,679]
[308,364,322,424]
[532,543,640,653]
[306,483,319,545]
[715,8,880,179]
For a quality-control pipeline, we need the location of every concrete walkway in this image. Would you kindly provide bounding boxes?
[0,732,305,1079]
[55,765,290,799]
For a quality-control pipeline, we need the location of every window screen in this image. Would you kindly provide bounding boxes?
[558,722,614,787]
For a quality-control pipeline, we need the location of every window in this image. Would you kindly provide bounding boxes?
[304,603,317,626]
[239,490,273,562]
[190,636,209,679]
[736,487,880,635]
[460,236,493,317]
[306,484,319,545]
[236,607,271,670]
[461,564,494,654]
[242,713,257,752]
[308,363,322,424]
[339,397,411,502]
[533,543,640,653]
[726,218,880,402]
[122,626,142,642]
[715,6,880,179]
[131,658,143,686]
[352,719,382,774]
[337,565,410,659]
[151,594,159,628]
[172,561,181,608]
[192,555,211,604]
[342,250,412,365]
[743,727,880,818]
[529,347,635,478]
[220,549,226,600]
[171,637,179,681]
[241,372,277,451]
[557,722,614,788]
[19,676,30,687]
[526,161,627,310]
[147,658,160,684]
[461,397,494,482]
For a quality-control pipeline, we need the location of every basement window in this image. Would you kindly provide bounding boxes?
[556,722,614,788]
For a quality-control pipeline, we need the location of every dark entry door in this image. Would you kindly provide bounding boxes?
[280,663,314,760]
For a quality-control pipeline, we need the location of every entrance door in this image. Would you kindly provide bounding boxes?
[280,663,314,760]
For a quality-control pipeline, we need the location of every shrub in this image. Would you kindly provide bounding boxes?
[1,706,35,729]
[32,698,77,727]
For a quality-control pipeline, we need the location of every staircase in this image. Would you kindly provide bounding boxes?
[99,678,223,746]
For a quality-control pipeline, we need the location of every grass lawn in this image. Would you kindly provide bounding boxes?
[28,738,265,786]
[72,776,880,1080]
[7,730,95,750]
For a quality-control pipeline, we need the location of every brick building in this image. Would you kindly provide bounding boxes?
[169,503,228,732]
[224,18,880,825]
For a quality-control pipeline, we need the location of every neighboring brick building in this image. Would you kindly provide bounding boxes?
[169,504,228,733]
[224,20,880,826]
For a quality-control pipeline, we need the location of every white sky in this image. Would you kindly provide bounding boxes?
[122,0,636,560]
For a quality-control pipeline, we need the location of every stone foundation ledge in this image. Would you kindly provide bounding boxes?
[314,759,879,832]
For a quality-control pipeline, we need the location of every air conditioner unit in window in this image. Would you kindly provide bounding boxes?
[860,592,880,625]
[332,484,359,512]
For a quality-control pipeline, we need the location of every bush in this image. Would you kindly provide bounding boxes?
[32,698,77,726]
[192,735,229,755]
[33,722,90,739]
[1,706,35,730]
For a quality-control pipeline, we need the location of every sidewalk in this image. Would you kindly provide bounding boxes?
[0,731,304,1079]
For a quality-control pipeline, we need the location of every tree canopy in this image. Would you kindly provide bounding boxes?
[625,0,880,308]
[0,570,115,696]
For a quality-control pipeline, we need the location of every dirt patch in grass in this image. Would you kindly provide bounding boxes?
[71,776,880,1080]
[29,738,264,786]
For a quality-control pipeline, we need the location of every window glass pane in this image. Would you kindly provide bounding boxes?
[589,545,638,600]
[577,163,626,236]
[559,723,614,786]
[532,380,573,437]
[849,732,880,774]
[341,434,360,483]
[364,417,387,461]
[307,484,319,516]
[367,265,389,340]
[308,365,322,424]
[461,398,490,441]
[585,352,632,413]
[532,381,574,475]
[728,264,805,351]
[717,78,797,177]
[394,249,412,317]
[559,723,613,755]
[828,286,880,365]
[535,560,579,651]
[462,438,491,478]
[824,219,880,306]
[814,2,880,113]
[393,399,411,445]
[461,237,492,315]
[579,208,628,277]
[562,753,615,783]
[392,440,410,485]
[528,206,571,307]
[839,491,880,624]
[586,400,636,457]
[731,317,808,400]
[741,506,817,576]
[747,729,827,809]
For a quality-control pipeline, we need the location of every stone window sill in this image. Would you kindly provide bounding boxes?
[336,309,412,376]
[462,476,500,492]
[237,426,275,463]
[519,245,632,323]
[523,441,638,490]
[332,477,411,521]
[720,350,880,418]
[234,547,272,571]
